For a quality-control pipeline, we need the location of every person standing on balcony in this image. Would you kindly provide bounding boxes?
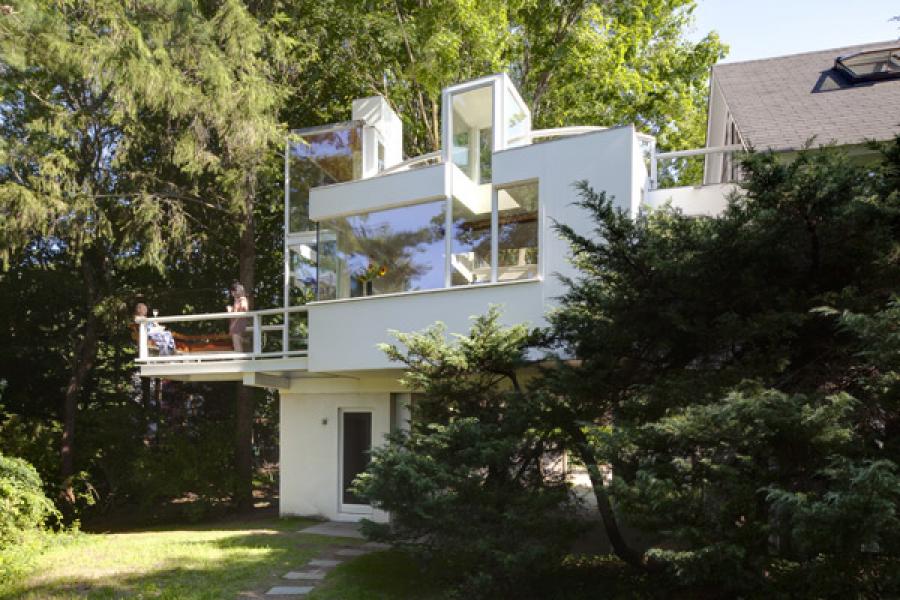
[226,282,250,352]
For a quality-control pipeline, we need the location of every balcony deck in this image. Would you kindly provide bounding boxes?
[136,307,308,387]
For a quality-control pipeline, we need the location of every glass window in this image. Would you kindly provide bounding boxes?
[835,46,900,82]
[288,126,363,234]
[317,200,447,300]
[450,86,493,184]
[288,236,317,304]
[497,181,539,281]
[504,87,528,146]
[450,197,491,286]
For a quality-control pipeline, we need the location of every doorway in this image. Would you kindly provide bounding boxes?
[339,410,373,514]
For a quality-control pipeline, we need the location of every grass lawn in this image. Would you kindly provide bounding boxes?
[309,550,445,600]
[1,516,366,600]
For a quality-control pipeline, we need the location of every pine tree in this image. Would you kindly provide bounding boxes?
[0,0,293,507]
[547,142,900,593]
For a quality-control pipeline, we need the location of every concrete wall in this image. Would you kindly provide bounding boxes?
[307,279,543,373]
[280,383,394,522]
[309,163,446,220]
[644,183,738,216]
[492,125,637,306]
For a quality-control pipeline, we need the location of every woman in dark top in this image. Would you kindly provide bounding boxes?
[227,282,250,352]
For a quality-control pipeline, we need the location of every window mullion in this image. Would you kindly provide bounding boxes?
[491,187,498,283]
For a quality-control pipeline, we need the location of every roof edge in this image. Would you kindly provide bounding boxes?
[712,39,900,70]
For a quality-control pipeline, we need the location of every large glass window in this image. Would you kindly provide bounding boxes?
[287,125,364,306]
[317,201,447,300]
[497,181,539,281]
[450,197,491,286]
[450,86,493,184]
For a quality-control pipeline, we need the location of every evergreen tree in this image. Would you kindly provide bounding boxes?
[546,142,900,594]
[0,0,293,507]
[357,308,579,597]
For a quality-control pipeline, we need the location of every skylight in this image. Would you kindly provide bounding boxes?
[835,46,900,83]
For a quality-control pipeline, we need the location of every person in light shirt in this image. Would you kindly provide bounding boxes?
[133,302,175,355]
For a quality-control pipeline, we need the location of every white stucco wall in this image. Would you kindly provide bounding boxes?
[307,279,543,373]
[309,163,446,220]
[645,183,738,216]
[279,385,393,522]
[492,125,637,306]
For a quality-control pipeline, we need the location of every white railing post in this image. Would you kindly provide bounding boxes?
[649,147,659,190]
[252,313,262,356]
[138,321,148,360]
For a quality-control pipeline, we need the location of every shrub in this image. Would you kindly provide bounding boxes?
[547,141,900,594]
[357,309,581,597]
[0,452,59,584]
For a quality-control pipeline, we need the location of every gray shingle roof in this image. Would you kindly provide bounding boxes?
[712,41,900,151]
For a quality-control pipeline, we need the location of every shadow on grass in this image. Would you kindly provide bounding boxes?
[310,550,448,600]
[2,518,364,600]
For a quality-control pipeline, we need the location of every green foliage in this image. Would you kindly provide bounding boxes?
[548,141,900,594]
[0,0,723,537]
[357,308,580,597]
[0,452,59,584]
[291,0,724,156]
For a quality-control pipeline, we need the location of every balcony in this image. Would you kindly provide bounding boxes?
[645,144,744,216]
[135,307,309,385]
[134,71,747,384]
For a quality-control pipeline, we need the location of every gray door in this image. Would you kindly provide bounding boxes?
[341,411,372,506]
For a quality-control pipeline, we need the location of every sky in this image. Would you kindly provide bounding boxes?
[689,0,899,63]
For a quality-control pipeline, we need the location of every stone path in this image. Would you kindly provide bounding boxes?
[263,522,389,597]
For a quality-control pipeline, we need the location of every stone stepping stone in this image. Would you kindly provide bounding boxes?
[335,548,369,557]
[265,585,314,596]
[308,559,342,567]
[298,521,364,539]
[283,569,326,581]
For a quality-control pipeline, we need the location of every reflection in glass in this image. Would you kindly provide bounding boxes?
[288,237,317,304]
[451,86,493,184]
[317,201,447,300]
[504,87,528,146]
[497,181,539,281]
[450,198,491,286]
[287,125,364,305]
[288,126,363,234]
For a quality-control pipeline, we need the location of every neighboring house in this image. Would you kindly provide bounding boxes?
[137,42,899,522]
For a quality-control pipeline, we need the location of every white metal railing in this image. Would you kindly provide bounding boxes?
[380,151,442,175]
[649,144,745,190]
[135,306,308,363]
[509,126,609,145]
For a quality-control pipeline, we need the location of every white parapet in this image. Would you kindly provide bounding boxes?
[644,183,739,217]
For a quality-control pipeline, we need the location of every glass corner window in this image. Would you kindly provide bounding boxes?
[504,87,529,147]
[450,85,494,184]
[497,181,539,281]
[288,125,363,234]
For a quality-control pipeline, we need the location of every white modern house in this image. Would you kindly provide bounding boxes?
[137,42,900,522]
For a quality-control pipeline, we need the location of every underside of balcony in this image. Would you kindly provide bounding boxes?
[138,356,310,388]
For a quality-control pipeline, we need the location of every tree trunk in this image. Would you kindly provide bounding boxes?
[572,431,648,571]
[234,191,256,511]
[60,260,101,505]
